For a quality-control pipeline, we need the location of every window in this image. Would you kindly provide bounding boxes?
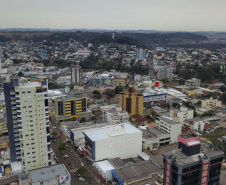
[27,91,31,93]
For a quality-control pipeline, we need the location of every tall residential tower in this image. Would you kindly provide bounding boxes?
[4,79,51,174]
[71,62,82,84]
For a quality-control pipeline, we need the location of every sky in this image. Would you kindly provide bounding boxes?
[1,0,226,31]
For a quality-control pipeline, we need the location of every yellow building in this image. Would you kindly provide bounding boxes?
[119,87,143,117]
[0,122,8,135]
[201,97,222,111]
[53,97,92,122]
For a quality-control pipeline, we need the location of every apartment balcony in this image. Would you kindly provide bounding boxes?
[17,109,22,113]
[46,133,50,136]
[11,97,16,101]
[11,101,16,105]
[21,156,26,159]
[47,141,51,145]
[14,134,19,137]
[18,124,23,127]
[16,104,21,108]
[19,137,24,141]
[15,142,20,146]
[22,165,26,168]
[16,156,21,160]
[18,128,23,132]
[12,106,17,110]
[20,147,25,150]
[18,114,22,118]
[15,95,21,98]
[16,100,21,103]
[13,124,18,129]
[15,138,19,142]
[10,91,16,96]
[16,147,20,150]
[16,151,21,155]
[12,115,17,119]
[18,119,22,122]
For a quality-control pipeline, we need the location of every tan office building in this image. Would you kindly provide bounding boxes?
[119,88,143,117]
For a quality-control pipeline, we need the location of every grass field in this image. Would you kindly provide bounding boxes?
[202,128,226,156]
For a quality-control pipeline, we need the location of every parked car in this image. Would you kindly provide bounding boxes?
[79,177,85,181]
[80,163,84,167]
[63,155,69,158]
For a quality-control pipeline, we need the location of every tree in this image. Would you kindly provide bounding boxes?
[162,78,169,83]
[219,86,226,92]
[222,92,226,104]
[116,85,123,94]
[18,71,24,77]
[172,102,181,109]
[77,167,87,175]
[178,79,185,85]
[52,132,57,140]
[80,117,86,123]
[93,90,101,99]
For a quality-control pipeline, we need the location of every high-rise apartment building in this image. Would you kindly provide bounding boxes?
[4,79,51,174]
[157,66,173,80]
[163,135,224,185]
[136,49,146,61]
[119,88,143,117]
[53,96,92,122]
[71,62,82,84]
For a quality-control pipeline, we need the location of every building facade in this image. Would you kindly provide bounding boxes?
[83,123,142,161]
[71,63,82,84]
[119,88,143,117]
[185,78,201,89]
[170,107,194,123]
[155,116,182,143]
[53,97,91,122]
[136,49,146,61]
[163,135,224,185]
[4,79,51,174]
[157,66,173,80]
[201,97,222,111]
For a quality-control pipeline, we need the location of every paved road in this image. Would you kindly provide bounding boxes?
[51,142,87,185]
[50,121,101,185]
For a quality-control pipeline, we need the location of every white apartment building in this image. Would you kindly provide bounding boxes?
[155,116,182,143]
[4,79,51,174]
[185,117,205,132]
[170,107,194,123]
[185,78,201,89]
[83,123,142,161]
[105,107,129,124]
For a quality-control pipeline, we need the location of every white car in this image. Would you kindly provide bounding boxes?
[80,163,84,166]
[63,155,69,158]
[79,177,85,181]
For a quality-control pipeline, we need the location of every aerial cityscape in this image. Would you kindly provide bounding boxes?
[0,1,226,185]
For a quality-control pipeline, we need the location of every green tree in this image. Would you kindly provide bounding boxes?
[116,85,123,94]
[162,78,169,83]
[77,167,87,175]
[222,92,226,104]
[172,102,181,109]
[80,117,86,123]
[52,132,57,140]
[18,71,24,77]
[219,86,225,92]
[93,90,101,99]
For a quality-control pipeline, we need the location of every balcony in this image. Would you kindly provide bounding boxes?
[18,119,22,122]
[15,138,19,142]
[16,156,21,160]
[14,134,19,137]
[10,91,15,96]
[15,95,21,98]
[15,142,20,146]
[12,106,17,110]
[13,125,18,129]
[19,137,24,141]
[11,97,16,101]
[18,128,23,132]
[11,101,16,105]
[16,104,21,108]
[16,151,21,155]
[47,141,51,145]
[17,109,22,113]
[22,165,26,168]
[18,124,23,127]
[21,156,26,159]
[16,100,21,103]
[20,147,25,150]
[16,147,21,150]
[12,115,17,119]
[46,133,50,136]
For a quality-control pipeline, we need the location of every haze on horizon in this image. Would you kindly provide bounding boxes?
[1,0,226,32]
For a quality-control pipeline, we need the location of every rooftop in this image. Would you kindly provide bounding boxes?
[83,123,141,141]
[164,142,224,165]
[29,164,68,183]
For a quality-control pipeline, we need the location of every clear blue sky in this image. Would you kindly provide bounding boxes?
[1,0,226,31]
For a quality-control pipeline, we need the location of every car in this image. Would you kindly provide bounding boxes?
[52,127,56,129]
[79,177,85,181]
[63,155,69,158]
[80,163,84,166]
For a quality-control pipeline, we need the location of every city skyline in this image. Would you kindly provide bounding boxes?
[1,0,226,32]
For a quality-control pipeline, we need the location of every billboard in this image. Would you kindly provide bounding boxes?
[59,175,70,185]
